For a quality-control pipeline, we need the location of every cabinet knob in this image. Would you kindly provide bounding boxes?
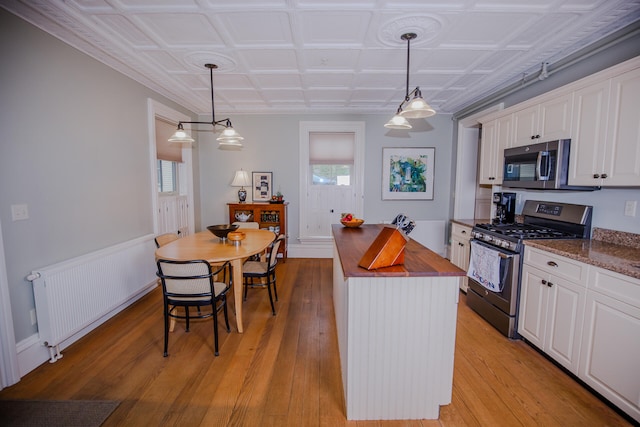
[541,279,547,285]
[531,135,536,140]
[601,173,608,179]
[593,173,600,178]
[547,281,554,287]
[461,230,466,234]
[536,134,540,139]
[547,261,558,267]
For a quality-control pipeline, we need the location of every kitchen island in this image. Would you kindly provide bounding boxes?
[332,224,465,420]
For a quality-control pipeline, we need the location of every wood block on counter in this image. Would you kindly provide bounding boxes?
[358,226,407,270]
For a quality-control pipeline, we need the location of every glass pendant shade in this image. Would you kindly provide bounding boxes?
[216,126,244,142]
[384,113,412,129]
[399,95,436,119]
[168,126,195,143]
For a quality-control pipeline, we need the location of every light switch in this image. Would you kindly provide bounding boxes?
[624,200,637,217]
[11,204,29,221]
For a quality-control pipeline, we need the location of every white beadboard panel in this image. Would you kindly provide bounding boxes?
[332,241,459,421]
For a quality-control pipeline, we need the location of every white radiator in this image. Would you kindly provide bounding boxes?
[27,235,158,362]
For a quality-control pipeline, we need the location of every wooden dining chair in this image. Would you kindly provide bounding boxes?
[154,232,182,332]
[242,234,284,315]
[232,221,259,229]
[154,232,179,248]
[156,259,232,357]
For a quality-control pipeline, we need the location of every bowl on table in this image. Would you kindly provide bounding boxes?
[340,218,365,228]
[207,224,239,240]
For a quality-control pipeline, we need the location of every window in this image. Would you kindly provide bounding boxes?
[157,160,177,193]
[309,132,354,186]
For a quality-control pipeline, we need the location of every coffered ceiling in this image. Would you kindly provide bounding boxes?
[3,0,640,116]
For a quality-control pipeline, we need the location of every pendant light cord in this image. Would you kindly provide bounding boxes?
[405,34,411,101]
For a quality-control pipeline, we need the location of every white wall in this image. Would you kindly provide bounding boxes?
[196,113,455,244]
[0,10,194,343]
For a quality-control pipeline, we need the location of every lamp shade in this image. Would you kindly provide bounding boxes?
[168,127,195,143]
[231,170,251,187]
[384,113,412,129]
[217,126,244,142]
[398,95,436,119]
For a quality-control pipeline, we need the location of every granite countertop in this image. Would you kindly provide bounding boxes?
[524,237,640,280]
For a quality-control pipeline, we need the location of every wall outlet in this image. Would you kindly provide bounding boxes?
[624,200,637,217]
[11,204,29,221]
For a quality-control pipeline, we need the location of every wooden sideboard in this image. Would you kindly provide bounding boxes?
[228,202,287,261]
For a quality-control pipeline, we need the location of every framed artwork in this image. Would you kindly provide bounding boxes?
[382,147,435,200]
[252,171,273,202]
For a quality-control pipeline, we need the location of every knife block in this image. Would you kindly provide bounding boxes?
[358,226,407,270]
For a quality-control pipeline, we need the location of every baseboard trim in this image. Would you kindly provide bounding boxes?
[288,242,332,258]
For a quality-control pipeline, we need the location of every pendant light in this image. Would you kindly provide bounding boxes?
[168,63,244,149]
[384,33,435,129]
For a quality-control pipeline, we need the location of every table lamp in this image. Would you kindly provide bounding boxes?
[231,170,251,203]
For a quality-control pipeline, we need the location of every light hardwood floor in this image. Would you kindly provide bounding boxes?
[0,258,634,426]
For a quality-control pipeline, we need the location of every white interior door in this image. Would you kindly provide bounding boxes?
[147,100,194,236]
[299,122,365,243]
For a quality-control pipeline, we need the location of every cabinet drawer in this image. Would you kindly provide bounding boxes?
[524,246,589,284]
[451,223,472,241]
[589,267,640,309]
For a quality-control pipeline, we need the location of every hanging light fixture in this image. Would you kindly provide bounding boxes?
[168,63,244,149]
[384,33,436,129]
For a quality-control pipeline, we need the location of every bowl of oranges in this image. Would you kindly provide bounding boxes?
[340,213,364,228]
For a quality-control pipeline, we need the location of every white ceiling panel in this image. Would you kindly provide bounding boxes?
[442,13,536,46]
[136,13,223,47]
[3,0,639,115]
[299,11,373,45]
[216,12,293,46]
[238,49,300,71]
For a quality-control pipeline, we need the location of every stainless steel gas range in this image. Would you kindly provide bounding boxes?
[466,200,592,338]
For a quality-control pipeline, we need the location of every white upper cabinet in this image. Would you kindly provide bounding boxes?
[570,65,640,186]
[603,67,640,186]
[512,93,573,147]
[479,114,512,184]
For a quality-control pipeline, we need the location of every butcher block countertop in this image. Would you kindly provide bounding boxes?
[332,224,465,278]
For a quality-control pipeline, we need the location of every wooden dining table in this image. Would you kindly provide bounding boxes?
[154,228,276,333]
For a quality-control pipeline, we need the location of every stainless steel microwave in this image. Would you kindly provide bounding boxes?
[502,139,599,191]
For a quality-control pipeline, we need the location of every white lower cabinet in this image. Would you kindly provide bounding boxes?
[518,254,586,374]
[520,246,640,423]
[450,222,472,292]
[579,268,640,423]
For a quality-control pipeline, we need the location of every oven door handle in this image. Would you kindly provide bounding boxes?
[471,239,518,258]
[469,239,517,292]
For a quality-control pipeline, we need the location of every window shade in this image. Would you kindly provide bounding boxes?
[156,117,183,163]
[309,132,354,164]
